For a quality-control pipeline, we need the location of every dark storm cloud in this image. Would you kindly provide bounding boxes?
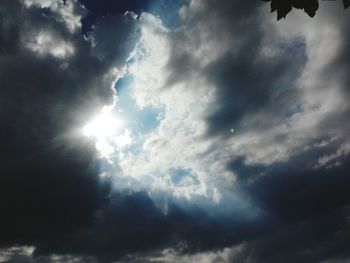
[79,0,152,33]
[10,191,272,262]
[204,45,305,136]
[230,209,350,263]
[26,153,350,262]
[200,139,350,263]
[79,0,189,33]
[3,157,350,262]
[226,155,350,263]
[233,153,350,223]
[0,0,137,258]
[89,15,140,64]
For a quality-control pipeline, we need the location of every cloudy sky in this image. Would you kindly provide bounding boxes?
[1,0,350,262]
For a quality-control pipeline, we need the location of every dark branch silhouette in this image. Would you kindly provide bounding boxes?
[263,0,350,20]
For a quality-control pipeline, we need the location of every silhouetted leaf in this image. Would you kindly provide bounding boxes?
[344,0,350,8]
[263,0,349,20]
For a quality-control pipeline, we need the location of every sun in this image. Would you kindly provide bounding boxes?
[83,107,121,140]
[82,107,132,159]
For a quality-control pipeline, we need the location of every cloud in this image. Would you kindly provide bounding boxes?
[114,0,350,199]
[23,0,83,33]
[0,245,97,263]
[106,0,350,261]
[0,0,138,257]
[1,0,350,262]
[79,0,152,33]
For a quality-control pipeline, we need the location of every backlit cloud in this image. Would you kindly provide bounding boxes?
[0,0,349,262]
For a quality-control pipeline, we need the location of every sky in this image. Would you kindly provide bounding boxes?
[0,0,350,262]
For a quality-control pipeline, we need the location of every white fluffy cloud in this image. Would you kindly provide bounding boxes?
[109,1,350,203]
[115,14,224,201]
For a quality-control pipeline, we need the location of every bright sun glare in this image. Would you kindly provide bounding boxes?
[83,109,120,140]
[82,107,132,159]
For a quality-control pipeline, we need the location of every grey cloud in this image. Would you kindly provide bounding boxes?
[165,0,307,137]
[0,0,139,258]
[148,0,350,261]
[1,0,350,262]
[87,14,140,65]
